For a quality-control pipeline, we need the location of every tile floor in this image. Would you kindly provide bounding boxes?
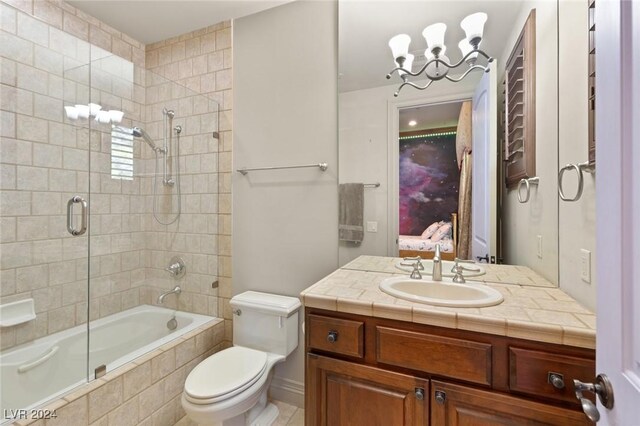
[174,400,304,425]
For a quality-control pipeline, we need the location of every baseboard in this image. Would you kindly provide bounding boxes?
[269,376,305,408]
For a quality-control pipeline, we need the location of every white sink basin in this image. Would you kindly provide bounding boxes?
[395,260,486,278]
[379,277,503,308]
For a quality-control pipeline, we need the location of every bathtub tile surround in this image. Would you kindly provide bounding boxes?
[1,0,232,349]
[143,20,233,345]
[11,318,224,426]
[1,0,233,423]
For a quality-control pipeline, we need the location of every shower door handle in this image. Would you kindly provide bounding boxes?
[67,195,88,236]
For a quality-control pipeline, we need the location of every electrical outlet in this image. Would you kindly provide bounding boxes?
[536,235,543,258]
[366,221,378,233]
[580,249,591,283]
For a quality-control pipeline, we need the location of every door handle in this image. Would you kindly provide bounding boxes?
[573,374,614,422]
[67,195,87,236]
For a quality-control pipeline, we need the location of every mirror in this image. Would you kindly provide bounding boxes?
[338,0,560,286]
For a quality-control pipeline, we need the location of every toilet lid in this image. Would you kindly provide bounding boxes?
[184,346,268,400]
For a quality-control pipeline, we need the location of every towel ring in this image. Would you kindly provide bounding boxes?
[558,161,595,202]
[517,177,539,203]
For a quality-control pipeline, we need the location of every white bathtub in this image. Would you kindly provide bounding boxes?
[0,305,215,422]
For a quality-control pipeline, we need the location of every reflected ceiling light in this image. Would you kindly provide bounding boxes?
[386,12,493,97]
[408,120,417,127]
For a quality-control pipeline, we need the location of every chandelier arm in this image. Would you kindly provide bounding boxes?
[394,79,434,97]
[431,49,494,70]
[444,65,488,82]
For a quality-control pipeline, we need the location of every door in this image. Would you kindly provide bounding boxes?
[594,0,640,423]
[471,65,498,262]
[306,354,428,426]
[430,380,590,425]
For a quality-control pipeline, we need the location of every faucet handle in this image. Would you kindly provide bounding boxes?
[409,262,423,280]
[165,256,186,279]
[452,264,466,283]
[403,256,424,270]
[451,257,481,272]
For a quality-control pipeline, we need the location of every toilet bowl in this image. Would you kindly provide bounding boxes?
[181,291,301,426]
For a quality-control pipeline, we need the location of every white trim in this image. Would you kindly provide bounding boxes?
[269,376,305,408]
[386,93,473,256]
[596,0,640,422]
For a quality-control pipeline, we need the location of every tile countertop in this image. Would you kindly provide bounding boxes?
[300,256,596,350]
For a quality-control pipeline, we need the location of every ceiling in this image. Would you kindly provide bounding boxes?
[68,0,293,44]
[399,101,462,133]
[339,0,526,93]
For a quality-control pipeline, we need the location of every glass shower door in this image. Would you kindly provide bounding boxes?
[0,14,91,418]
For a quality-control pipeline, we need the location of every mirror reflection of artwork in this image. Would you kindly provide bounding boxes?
[399,131,460,235]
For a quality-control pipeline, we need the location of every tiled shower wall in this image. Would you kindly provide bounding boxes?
[0,0,147,350]
[144,24,233,343]
[1,0,233,350]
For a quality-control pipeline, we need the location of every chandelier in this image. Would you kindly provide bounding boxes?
[386,12,493,97]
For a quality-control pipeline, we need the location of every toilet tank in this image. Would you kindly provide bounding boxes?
[230,291,301,356]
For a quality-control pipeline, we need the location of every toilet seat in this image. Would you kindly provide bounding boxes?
[184,346,268,405]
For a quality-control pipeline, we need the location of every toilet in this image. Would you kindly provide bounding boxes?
[181,291,301,426]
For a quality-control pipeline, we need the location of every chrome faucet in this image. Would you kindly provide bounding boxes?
[157,285,181,304]
[432,244,442,281]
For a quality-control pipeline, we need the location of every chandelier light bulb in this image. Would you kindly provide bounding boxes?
[388,34,412,62]
[88,103,102,117]
[422,23,447,53]
[75,104,90,119]
[109,110,124,123]
[458,39,478,62]
[64,106,78,120]
[399,54,414,76]
[460,12,488,46]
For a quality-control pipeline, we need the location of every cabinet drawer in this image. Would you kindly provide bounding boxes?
[509,347,595,404]
[307,314,364,358]
[376,326,492,386]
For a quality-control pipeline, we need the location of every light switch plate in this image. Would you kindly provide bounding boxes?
[580,249,591,283]
[366,221,378,233]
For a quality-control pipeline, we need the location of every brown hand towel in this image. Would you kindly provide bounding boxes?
[339,183,364,243]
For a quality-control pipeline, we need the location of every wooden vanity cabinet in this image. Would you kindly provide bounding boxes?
[430,380,589,425]
[305,309,594,425]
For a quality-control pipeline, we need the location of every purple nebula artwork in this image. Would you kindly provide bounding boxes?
[399,133,460,235]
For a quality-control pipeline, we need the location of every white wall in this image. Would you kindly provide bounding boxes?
[499,1,559,285]
[338,79,475,266]
[557,0,596,310]
[233,0,338,407]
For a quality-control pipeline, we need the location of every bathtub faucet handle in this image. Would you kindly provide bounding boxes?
[165,256,186,279]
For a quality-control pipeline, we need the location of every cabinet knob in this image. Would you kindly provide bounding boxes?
[415,388,424,400]
[327,330,338,343]
[548,372,565,389]
[434,390,447,405]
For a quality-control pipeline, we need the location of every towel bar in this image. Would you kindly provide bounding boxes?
[237,162,328,175]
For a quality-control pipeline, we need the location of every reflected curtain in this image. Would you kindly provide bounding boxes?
[457,151,472,259]
[456,101,472,259]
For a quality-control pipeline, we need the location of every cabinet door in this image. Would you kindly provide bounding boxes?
[306,354,428,426]
[431,380,591,426]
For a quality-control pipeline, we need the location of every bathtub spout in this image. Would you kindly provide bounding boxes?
[158,285,181,304]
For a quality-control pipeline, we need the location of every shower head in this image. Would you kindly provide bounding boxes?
[132,127,158,151]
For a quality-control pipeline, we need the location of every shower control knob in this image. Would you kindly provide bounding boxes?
[327,331,339,343]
